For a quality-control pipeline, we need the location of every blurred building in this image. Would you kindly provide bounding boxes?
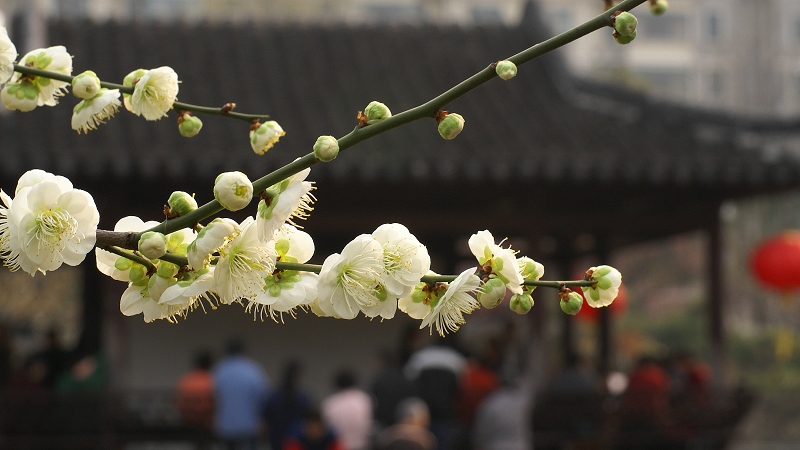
[5,0,800,117]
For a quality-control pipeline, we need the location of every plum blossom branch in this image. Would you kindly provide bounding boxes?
[11,63,270,122]
[123,0,648,241]
[100,245,156,273]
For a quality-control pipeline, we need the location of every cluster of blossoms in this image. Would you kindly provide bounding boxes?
[0,163,623,334]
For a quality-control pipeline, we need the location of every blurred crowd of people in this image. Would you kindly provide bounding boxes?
[0,327,108,394]
[176,323,529,450]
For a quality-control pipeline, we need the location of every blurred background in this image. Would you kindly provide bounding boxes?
[0,0,800,449]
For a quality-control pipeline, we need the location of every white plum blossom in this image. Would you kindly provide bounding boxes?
[468,230,523,294]
[248,225,318,320]
[0,27,17,84]
[250,121,285,155]
[317,234,384,319]
[420,267,480,336]
[257,165,315,242]
[95,216,160,281]
[214,171,253,212]
[71,88,121,134]
[2,172,98,276]
[213,217,276,305]
[187,218,239,270]
[582,265,622,308]
[398,274,442,320]
[15,169,66,194]
[118,228,196,322]
[121,68,146,113]
[159,267,216,316]
[398,290,433,320]
[372,223,430,298]
[14,46,73,107]
[130,66,179,120]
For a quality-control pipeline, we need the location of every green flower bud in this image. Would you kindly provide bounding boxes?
[168,191,198,217]
[495,60,518,81]
[138,231,167,260]
[478,278,506,309]
[560,291,583,315]
[72,70,101,100]
[509,293,533,315]
[364,101,392,124]
[614,12,638,36]
[214,171,253,211]
[313,135,339,162]
[650,0,667,15]
[614,29,636,45]
[438,113,465,140]
[178,114,203,138]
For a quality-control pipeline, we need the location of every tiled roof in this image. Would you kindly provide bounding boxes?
[1,15,799,190]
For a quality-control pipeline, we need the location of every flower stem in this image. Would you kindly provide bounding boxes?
[11,64,270,122]
[276,261,594,288]
[101,246,156,272]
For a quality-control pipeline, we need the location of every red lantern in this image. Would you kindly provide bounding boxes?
[750,231,800,292]
[575,283,628,322]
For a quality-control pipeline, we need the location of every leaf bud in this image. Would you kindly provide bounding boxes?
[650,0,668,15]
[509,293,533,315]
[478,278,506,309]
[364,101,392,124]
[614,12,638,36]
[313,135,340,162]
[560,291,583,315]
[72,70,102,100]
[437,113,465,140]
[168,191,198,216]
[178,113,203,138]
[214,171,253,211]
[250,120,285,155]
[614,29,636,45]
[495,60,518,80]
[138,231,167,260]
